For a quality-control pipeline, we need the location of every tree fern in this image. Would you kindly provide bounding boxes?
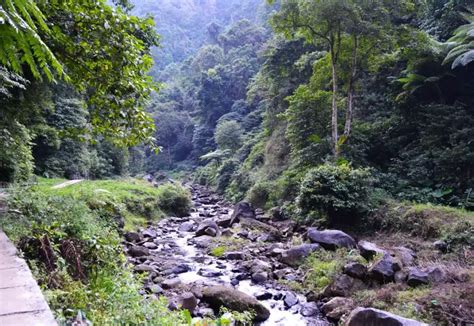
[443,9,474,69]
[0,0,65,83]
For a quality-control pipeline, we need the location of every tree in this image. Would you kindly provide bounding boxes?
[215,120,243,151]
[268,0,401,157]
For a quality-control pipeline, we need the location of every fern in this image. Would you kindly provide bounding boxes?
[0,0,65,85]
[443,9,474,69]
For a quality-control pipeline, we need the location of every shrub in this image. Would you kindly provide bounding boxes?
[296,163,375,225]
[246,181,271,209]
[156,183,192,217]
[214,120,243,151]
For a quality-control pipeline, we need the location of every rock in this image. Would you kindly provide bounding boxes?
[249,259,272,274]
[179,221,195,232]
[343,262,367,280]
[393,247,416,266]
[142,229,157,238]
[307,228,356,249]
[128,246,150,257]
[162,278,181,289]
[225,251,244,260]
[124,231,141,243]
[230,278,239,286]
[434,240,448,253]
[426,266,446,283]
[345,307,429,326]
[195,219,220,237]
[143,242,158,249]
[251,272,268,284]
[221,228,233,237]
[280,244,321,267]
[255,291,272,300]
[228,202,255,227]
[198,268,223,278]
[269,207,285,220]
[300,302,319,317]
[134,264,156,273]
[171,263,191,274]
[201,285,270,322]
[358,240,385,260]
[149,285,163,294]
[179,292,198,312]
[322,297,354,320]
[369,254,401,283]
[394,270,408,284]
[407,268,429,287]
[323,274,365,297]
[192,235,213,248]
[283,291,298,308]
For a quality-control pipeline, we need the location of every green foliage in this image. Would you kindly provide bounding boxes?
[215,120,243,151]
[443,9,474,68]
[0,120,34,182]
[0,0,65,81]
[156,183,192,217]
[210,246,226,257]
[0,184,186,324]
[297,163,375,225]
[303,248,365,293]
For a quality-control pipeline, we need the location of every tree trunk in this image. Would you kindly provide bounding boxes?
[331,58,339,157]
[344,35,358,138]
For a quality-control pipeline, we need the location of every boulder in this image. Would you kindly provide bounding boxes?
[162,278,181,289]
[178,221,195,232]
[323,274,366,298]
[358,240,385,260]
[426,266,446,283]
[300,302,319,317]
[251,272,268,284]
[307,229,356,249]
[283,291,299,308]
[124,231,141,243]
[201,285,270,322]
[179,292,198,312]
[407,267,429,287]
[225,251,245,260]
[128,246,150,257]
[255,291,272,300]
[134,264,156,273]
[192,235,213,248]
[198,268,223,278]
[228,202,255,227]
[280,244,321,267]
[142,229,157,238]
[343,262,367,280]
[345,307,429,326]
[369,254,401,283]
[392,247,416,266]
[195,219,220,237]
[322,297,354,320]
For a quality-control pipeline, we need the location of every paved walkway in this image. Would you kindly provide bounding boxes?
[0,231,57,326]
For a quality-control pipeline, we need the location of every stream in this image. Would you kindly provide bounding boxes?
[125,184,331,325]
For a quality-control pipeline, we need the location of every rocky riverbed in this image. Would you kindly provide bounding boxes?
[123,184,448,325]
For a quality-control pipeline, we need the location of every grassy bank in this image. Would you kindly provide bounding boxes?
[0,177,191,324]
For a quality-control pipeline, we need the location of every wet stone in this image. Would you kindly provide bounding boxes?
[283,291,299,308]
[300,302,319,317]
[256,291,273,300]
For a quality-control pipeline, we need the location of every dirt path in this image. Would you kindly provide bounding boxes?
[0,231,57,325]
[51,179,83,189]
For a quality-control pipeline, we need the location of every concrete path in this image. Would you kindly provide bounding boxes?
[0,231,57,326]
[51,179,83,189]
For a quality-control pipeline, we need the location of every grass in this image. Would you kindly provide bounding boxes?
[31,177,191,231]
[0,177,192,324]
[303,249,366,293]
[210,246,227,257]
[370,201,473,249]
